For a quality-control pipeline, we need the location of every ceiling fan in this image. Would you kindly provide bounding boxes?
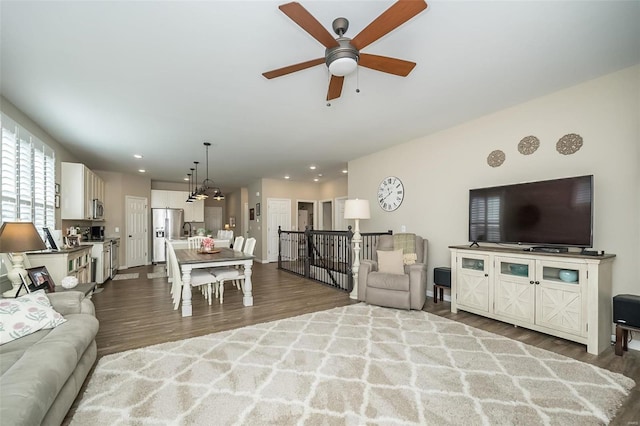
[262,0,428,102]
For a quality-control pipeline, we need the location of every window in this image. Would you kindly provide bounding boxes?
[1,113,56,232]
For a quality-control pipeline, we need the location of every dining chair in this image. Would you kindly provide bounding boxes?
[232,236,244,252]
[187,236,207,249]
[168,241,217,307]
[212,237,256,304]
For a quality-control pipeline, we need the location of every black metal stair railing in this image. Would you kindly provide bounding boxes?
[278,226,392,292]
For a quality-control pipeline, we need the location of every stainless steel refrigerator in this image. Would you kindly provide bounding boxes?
[152,208,184,263]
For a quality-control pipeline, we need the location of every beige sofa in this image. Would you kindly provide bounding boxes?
[358,234,428,310]
[0,291,99,425]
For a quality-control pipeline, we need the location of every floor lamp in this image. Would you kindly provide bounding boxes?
[344,199,370,300]
[0,222,47,297]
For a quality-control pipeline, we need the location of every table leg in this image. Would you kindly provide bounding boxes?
[615,324,625,356]
[181,268,193,317]
[242,262,253,307]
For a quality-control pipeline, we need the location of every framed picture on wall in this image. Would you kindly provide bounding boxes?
[256,203,261,216]
[249,208,255,220]
[229,216,236,227]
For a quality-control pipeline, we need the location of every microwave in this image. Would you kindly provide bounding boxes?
[93,199,104,220]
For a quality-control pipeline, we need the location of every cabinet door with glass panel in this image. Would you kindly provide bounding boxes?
[494,256,536,324]
[455,254,491,313]
[535,259,587,337]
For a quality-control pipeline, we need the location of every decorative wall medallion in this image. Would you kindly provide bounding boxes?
[518,135,540,155]
[487,150,505,167]
[556,133,583,155]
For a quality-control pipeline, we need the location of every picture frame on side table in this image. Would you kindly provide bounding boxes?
[26,266,55,292]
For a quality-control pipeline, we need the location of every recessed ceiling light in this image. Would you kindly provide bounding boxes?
[313,178,319,182]
[342,169,348,174]
[138,169,146,173]
[318,174,323,177]
[133,154,143,159]
[309,165,316,170]
[284,175,290,179]
[183,177,189,181]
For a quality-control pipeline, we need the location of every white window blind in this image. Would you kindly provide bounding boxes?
[0,113,56,232]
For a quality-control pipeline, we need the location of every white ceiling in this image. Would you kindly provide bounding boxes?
[1,1,638,193]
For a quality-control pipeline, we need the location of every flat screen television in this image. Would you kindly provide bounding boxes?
[468,175,593,248]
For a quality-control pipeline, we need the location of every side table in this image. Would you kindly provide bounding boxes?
[433,267,451,303]
[615,323,640,356]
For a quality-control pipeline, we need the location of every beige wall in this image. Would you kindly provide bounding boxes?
[252,177,349,261]
[95,170,151,267]
[348,65,640,297]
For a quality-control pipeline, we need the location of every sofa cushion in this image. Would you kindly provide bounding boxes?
[0,290,66,345]
[0,313,99,425]
[368,272,410,291]
[377,249,405,275]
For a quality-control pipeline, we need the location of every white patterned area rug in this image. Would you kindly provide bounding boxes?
[112,273,139,281]
[71,304,634,425]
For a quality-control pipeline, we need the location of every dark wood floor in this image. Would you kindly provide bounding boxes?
[72,263,638,424]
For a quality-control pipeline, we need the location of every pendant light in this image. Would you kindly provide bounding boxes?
[196,142,213,200]
[193,161,206,200]
[185,170,194,203]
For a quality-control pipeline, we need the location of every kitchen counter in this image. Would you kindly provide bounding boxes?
[27,246,91,255]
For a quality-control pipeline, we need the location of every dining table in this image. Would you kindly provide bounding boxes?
[173,247,254,317]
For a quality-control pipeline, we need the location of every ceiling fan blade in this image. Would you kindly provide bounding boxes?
[351,0,427,50]
[326,75,344,101]
[262,58,325,79]
[359,53,416,76]
[279,2,339,49]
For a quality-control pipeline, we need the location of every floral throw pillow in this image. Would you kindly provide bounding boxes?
[0,290,66,345]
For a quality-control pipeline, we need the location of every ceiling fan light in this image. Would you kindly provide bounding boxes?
[328,57,357,76]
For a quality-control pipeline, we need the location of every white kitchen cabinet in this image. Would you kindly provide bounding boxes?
[151,190,204,222]
[151,190,169,208]
[185,198,204,222]
[168,191,188,208]
[87,241,111,284]
[61,162,105,220]
[450,246,614,355]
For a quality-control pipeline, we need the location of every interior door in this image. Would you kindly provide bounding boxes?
[267,198,291,262]
[334,197,347,230]
[125,196,148,268]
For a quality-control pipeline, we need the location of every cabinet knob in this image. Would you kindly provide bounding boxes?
[484,273,488,277]
[529,280,535,285]
[535,281,540,285]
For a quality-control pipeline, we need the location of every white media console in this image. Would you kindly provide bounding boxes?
[449,245,615,355]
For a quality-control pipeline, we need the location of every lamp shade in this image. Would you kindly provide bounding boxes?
[0,222,47,253]
[344,199,371,220]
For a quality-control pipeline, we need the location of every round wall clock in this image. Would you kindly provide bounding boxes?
[377,176,404,212]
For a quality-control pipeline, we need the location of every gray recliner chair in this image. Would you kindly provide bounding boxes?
[358,234,428,310]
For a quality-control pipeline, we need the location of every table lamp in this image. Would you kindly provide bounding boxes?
[344,199,370,299]
[0,222,47,297]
